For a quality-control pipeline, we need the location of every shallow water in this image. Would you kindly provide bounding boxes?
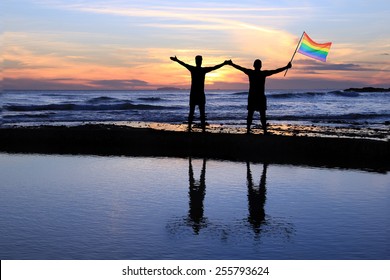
[0,154,389,259]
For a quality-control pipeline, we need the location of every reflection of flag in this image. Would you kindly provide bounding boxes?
[297,32,332,62]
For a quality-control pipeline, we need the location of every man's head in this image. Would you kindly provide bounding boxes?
[195,55,203,67]
[253,59,262,70]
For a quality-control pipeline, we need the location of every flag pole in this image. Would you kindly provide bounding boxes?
[284,31,305,77]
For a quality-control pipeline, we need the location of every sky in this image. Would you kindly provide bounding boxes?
[3,0,390,90]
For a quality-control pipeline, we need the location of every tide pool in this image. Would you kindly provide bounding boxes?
[0,154,389,259]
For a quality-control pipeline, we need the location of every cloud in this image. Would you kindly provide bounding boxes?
[193,77,371,90]
[4,60,27,69]
[3,77,153,90]
[52,1,306,34]
[4,75,378,91]
[5,2,389,89]
[293,59,384,72]
[266,77,367,90]
[4,78,92,90]
[90,79,150,89]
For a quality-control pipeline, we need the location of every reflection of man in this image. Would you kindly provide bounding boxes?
[228,60,292,134]
[171,55,229,132]
[246,162,268,234]
[188,157,207,234]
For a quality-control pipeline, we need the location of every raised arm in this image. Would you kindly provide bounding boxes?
[265,62,292,76]
[227,60,250,73]
[170,56,192,70]
[204,60,230,73]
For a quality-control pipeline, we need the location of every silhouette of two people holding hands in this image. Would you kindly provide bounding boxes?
[171,55,292,134]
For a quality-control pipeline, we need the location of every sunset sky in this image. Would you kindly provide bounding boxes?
[3,0,390,90]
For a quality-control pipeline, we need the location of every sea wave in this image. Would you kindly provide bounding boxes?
[267,91,363,99]
[3,113,54,119]
[270,112,390,121]
[4,102,176,112]
[137,97,164,101]
[87,96,120,103]
[231,90,365,99]
[3,89,389,129]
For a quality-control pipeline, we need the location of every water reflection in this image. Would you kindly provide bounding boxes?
[243,162,294,241]
[246,162,268,235]
[166,158,294,242]
[187,157,207,234]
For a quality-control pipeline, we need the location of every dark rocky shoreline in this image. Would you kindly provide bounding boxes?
[1,124,388,172]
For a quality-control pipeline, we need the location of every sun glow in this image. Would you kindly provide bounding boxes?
[4,1,390,90]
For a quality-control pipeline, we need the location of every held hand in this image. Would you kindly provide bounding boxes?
[225,59,233,65]
[170,56,178,62]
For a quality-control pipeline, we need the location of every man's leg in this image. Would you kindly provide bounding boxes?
[246,110,254,133]
[188,104,195,131]
[260,109,267,134]
[199,103,206,132]
[260,96,268,134]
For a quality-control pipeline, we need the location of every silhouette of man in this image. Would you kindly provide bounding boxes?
[171,55,229,132]
[188,157,207,234]
[228,59,292,134]
[246,162,268,234]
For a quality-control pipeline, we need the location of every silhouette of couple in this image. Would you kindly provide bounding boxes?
[186,158,268,235]
[170,55,292,134]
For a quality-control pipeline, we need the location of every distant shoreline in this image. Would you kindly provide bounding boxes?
[344,87,390,92]
[1,123,388,172]
[153,87,390,92]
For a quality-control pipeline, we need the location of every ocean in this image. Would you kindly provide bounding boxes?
[2,89,390,129]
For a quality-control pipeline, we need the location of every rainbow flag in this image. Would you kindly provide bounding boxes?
[297,32,332,62]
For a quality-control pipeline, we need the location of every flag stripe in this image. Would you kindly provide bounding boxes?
[301,33,332,51]
[297,32,332,62]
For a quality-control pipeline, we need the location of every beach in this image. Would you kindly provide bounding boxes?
[1,122,388,171]
[3,88,388,171]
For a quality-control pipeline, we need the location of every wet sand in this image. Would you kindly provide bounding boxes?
[0,123,389,171]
